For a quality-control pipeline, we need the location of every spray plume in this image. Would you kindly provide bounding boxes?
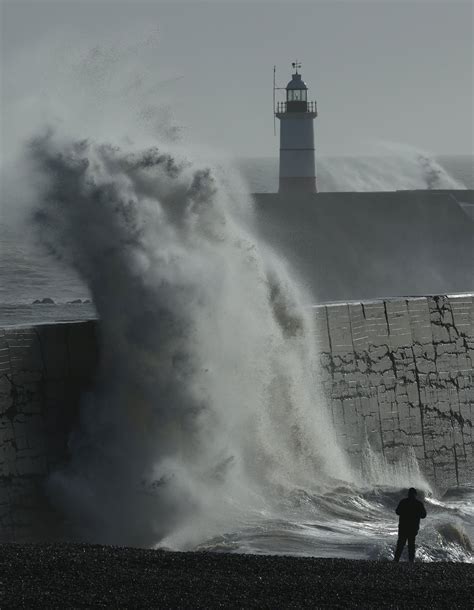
[27,132,352,546]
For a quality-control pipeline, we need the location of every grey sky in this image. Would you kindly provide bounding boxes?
[1,0,473,157]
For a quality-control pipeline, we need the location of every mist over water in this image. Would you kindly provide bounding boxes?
[237,149,470,194]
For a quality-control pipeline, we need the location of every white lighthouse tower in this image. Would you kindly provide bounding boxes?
[275,62,318,193]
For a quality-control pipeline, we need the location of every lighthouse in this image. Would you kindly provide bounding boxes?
[275,62,318,193]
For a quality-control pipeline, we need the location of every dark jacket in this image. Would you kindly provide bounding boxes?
[396,497,427,533]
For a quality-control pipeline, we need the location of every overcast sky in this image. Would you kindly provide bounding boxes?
[1,0,473,157]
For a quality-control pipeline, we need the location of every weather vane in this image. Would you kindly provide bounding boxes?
[292,61,302,73]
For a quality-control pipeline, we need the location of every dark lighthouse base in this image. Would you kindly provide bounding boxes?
[278,176,317,193]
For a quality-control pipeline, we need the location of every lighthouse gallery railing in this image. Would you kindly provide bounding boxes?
[275,101,317,114]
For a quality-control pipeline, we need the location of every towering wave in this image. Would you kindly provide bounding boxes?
[27,132,351,546]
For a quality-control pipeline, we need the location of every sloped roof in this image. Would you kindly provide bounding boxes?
[286,73,308,90]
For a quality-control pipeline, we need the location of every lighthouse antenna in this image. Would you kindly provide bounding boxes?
[273,65,276,136]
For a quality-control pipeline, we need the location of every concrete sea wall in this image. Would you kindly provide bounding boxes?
[0,295,473,541]
[314,295,473,487]
[0,322,98,541]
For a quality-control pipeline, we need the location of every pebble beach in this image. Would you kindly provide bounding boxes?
[1,543,473,608]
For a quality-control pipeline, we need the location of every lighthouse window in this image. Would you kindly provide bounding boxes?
[287,89,307,102]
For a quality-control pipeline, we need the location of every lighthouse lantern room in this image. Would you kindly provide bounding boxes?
[275,62,318,193]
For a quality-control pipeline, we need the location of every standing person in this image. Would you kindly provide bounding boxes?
[394,487,427,562]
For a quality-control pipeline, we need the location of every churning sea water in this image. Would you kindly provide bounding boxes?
[191,485,474,562]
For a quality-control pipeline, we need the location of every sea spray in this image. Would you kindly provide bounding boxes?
[27,132,351,546]
[359,442,430,492]
[317,145,466,192]
[238,146,467,193]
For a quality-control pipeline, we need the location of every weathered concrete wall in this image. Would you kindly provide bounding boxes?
[314,295,473,488]
[0,294,472,541]
[0,322,98,541]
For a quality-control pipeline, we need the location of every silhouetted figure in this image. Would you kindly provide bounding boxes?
[394,487,427,562]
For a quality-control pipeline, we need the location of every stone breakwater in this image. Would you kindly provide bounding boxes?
[0,322,98,541]
[0,295,473,541]
[314,295,473,487]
